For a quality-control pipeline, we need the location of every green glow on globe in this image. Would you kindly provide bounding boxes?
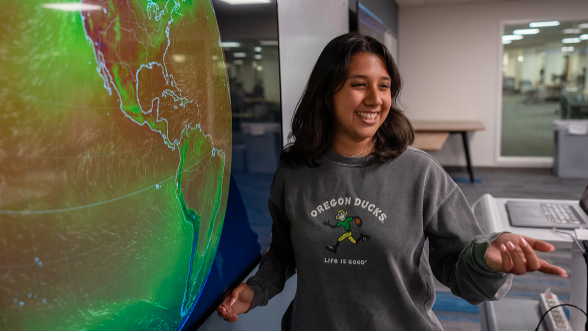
[0,0,232,329]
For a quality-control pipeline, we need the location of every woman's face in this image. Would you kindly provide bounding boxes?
[332,52,392,144]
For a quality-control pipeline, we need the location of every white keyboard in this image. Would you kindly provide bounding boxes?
[540,203,582,224]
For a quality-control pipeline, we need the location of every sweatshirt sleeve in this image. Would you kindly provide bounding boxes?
[424,185,512,305]
[245,171,296,311]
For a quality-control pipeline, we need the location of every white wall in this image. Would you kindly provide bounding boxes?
[277,0,349,145]
[398,0,588,167]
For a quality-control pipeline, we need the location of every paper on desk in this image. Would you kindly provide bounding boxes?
[568,121,588,135]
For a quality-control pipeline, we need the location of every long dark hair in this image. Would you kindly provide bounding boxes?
[281,32,414,166]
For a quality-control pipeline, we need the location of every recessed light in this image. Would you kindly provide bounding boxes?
[580,34,588,40]
[518,56,524,62]
[254,54,262,60]
[502,35,524,41]
[561,46,575,52]
[254,47,262,52]
[219,0,271,4]
[42,3,102,11]
[234,60,244,65]
[221,42,241,48]
[529,21,560,28]
[502,40,512,44]
[562,38,581,44]
[563,28,582,34]
[233,52,247,58]
[513,29,539,35]
[578,23,588,29]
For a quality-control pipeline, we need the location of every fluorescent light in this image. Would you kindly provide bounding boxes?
[561,46,575,52]
[578,23,588,29]
[233,52,247,58]
[219,0,271,4]
[513,29,539,35]
[563,28,582,34]
[562,38,581,44]
[254,54,262,60]
[260,40,278,46]
[502,35,524,41]
[42,3,102,11]
[221,42,241,48]
[502,40,512,44]
[233,60,244,65]
[254,47,262,52]
[580,34,588,40]
[529,21,560,27]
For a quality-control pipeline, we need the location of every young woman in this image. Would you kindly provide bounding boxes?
[216,33,567,330]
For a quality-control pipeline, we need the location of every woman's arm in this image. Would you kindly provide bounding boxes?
[216,198,296,322]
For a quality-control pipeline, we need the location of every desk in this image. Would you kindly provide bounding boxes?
[411,120,485,183]
[479,194,587,330]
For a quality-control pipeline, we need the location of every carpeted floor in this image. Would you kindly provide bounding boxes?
[501,94,560,157]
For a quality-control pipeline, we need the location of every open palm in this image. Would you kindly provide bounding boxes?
[485,233,568,277]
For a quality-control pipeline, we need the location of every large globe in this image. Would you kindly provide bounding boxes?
[0,0,232,329]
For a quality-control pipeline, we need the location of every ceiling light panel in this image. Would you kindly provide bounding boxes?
[502,35,524,41]
[219,0,271,4]
[42,3,102,11]
[220,42,241,48]
[529,21,560,28]
[513,29,539,35]
[562,38,581,44]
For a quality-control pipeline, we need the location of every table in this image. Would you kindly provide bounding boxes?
[411,120,485,183]
[478,194,587,330]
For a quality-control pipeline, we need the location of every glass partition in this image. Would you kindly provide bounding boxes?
[501,20,588,157]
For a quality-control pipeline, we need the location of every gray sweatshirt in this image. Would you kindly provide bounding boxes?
[246,147,512,330]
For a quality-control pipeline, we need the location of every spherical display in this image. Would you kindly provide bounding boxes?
[0,0,231,329]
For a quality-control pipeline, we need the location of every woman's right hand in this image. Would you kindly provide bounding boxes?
[216,283,254,322]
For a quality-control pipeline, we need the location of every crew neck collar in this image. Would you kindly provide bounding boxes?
[323,149,370,167]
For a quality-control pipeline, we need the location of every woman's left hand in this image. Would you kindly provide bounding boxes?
[485,233,568,277]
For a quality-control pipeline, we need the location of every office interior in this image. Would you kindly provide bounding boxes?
[202,0,588,330]
[1,0,588,331]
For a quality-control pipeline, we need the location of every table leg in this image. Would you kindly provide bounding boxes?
[460,131,474,183]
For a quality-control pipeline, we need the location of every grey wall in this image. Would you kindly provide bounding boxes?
[398,0,588,167]
[278,0,349,145]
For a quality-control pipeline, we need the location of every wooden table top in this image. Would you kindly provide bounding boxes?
[412,132,449,152]
[410,120,485,132]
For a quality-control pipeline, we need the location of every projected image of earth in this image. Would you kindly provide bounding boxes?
[0,0,232,329]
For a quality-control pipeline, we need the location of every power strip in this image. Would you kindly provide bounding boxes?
[539,293,572,331]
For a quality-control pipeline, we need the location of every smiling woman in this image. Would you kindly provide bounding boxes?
[214,32,568,331]
[331,52,392,157]
[281,33,413,166]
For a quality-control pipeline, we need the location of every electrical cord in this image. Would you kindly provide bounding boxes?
[470,197,482,214]
[543,229,588,330]
[550,228,586,255]
[534,303,587,331]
